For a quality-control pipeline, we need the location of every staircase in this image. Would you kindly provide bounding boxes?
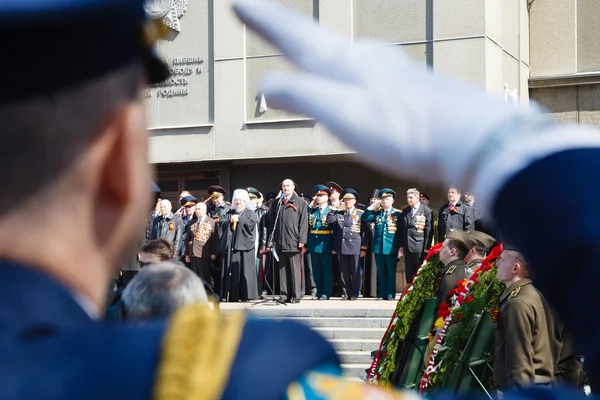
[244,306,392,380]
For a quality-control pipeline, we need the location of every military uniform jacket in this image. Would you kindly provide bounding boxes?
[185,216,217,259]
[436,259,469,309]
[0,261,340,399]
[307,205,333,253]
[150,212,183,255]
[436,200,474,244]
[401,204,433,254]
[361,207,402,255]
[326,207,367,256]
[493,278,556,389]
[266,193,308,252]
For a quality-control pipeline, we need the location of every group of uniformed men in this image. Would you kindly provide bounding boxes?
[147,178,487,303]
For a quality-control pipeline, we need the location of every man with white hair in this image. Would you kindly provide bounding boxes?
[122,261,211,320]
[150,199,184,258]
[219,189,259,302]
[400,188,433,282]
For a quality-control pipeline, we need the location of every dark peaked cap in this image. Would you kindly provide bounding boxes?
[446,230,471,250]
[468,231,496,251]
[0,0,170,105]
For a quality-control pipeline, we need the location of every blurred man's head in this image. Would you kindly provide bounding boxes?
[0,61,151,307]
[406,188,420,208]
[496,250,531,286]
[234,198,246,213]
[159,199,172,216]
[281,179,295,197]
[463,192,475,206]
[138,239,174,268]
[122,261,210,320]
[195,202,207,219]
[439,238,468,265]
[448,187,461,203]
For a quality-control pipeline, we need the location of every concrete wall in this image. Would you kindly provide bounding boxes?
[148,0,531,166]
[531,84,600,127]
[529,0,600,77]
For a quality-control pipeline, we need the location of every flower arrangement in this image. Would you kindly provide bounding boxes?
[419,244,504,393]
[367,243,445,385]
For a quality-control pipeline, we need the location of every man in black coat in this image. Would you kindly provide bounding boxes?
[436,186,475,244]
[400,188,433,283]
[265,179,308,303]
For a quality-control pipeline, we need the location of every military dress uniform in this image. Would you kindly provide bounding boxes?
[206,185,231,297]
[327,188,368,300]
[307,185,334,299]
[361,189,402,300]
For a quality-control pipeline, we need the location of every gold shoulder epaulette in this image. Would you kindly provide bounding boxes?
[508,287,521,300]
[154,304,245,400]
[445,265,457,275]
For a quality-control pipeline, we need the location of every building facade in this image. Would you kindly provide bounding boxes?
[528,0,600,127]
[148,0,530,207]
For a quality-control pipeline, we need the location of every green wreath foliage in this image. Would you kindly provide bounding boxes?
[425,260,504,391]
[377,253,444,385]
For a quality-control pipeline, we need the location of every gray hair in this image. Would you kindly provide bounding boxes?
[406,188,420,198]
[0,62,142,215]
[122,261,210,319]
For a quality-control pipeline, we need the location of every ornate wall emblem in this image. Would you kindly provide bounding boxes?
[144,0,188,32]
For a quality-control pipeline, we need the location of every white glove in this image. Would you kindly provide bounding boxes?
[233,0,600,210]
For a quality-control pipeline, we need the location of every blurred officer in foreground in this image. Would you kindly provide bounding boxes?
[0,1,342,399]
[233,0,600,397]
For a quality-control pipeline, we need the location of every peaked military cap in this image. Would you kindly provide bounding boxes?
[468,231,496,251]
[368,189,380,200]
[313,185,332,197]
[180,196,198,207]
[326,181,343,194]
[341,188,360,201]
[378,188,397,199]
[265,192,277,202]
[446,230,470,250]
[208,185,227,197]
[246,187,260,199]
[1,0,170,105]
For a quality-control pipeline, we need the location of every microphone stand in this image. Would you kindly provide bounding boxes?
[252,195,287,306]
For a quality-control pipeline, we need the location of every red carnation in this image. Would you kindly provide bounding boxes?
[466,295,475,304]
[424,242,443,261]
[438,302,450,319]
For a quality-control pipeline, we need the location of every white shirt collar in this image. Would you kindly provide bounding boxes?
[71,291,100,320]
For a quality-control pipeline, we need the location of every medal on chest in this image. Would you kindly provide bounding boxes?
[414,213,426,232]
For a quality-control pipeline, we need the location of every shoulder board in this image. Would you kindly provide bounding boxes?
[445,265,457,275]
[508,287,521,300]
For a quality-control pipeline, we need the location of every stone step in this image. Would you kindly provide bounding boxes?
[314,327,387,340]
[281,317,389,328]
[340,363,371,379]
[235,308,394,319]
[338,351,374,364]
[330,339,381,352]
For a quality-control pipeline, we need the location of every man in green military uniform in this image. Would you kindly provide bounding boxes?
[436,231,470,308]
[307,185,334,300]
[494,247,557,392]
[462,230,496,274]
[362,189,403,300]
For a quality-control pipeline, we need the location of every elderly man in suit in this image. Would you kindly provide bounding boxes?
[400,188,433,283]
